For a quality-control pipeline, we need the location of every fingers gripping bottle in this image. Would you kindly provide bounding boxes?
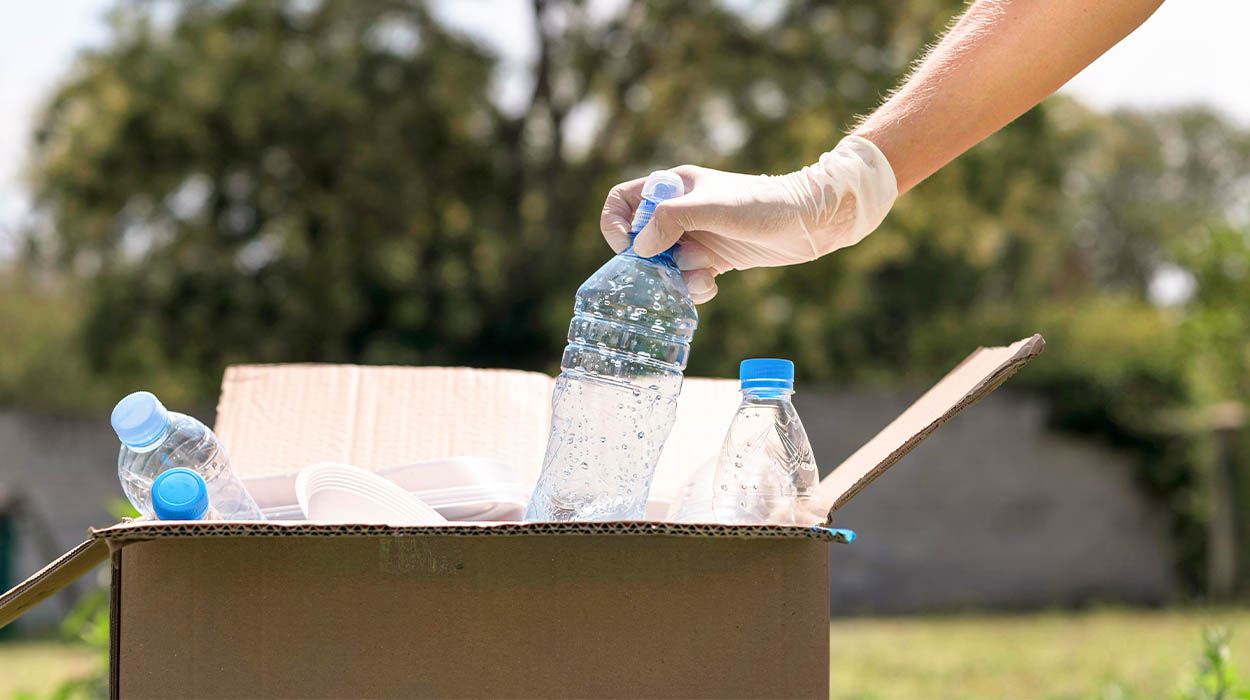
[526,171,697,521]
[112,391,264,520]
[712,359,818,525]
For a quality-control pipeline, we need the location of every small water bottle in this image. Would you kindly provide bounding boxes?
[151,468,221,520]
[712,359,818,524]
[111,391,263,520]
[526,171,698,521]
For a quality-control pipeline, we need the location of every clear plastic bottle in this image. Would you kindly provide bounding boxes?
[712,359,818,525]
[111,391,263,520]
[525,171,698,521]
[151,468,222,520]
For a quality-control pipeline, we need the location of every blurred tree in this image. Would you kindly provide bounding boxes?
[23,0,960,390]
[27,0,511,399]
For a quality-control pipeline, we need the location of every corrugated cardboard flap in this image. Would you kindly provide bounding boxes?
[213,363,746,504]
[214,364,555,482]
[811,334,1044,522]
[0,538,109,629]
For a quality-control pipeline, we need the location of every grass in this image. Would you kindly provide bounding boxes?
[1,607,1246,699]
[0,640,98,699]
[829,607,1250,699]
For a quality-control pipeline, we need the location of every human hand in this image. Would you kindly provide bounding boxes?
[599,136,897,303]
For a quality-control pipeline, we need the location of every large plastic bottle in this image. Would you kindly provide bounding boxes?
[111,391,264,520]
[525,171,697,521]
[712,359,818,524]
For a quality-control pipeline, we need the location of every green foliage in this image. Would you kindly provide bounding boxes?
[22,0,967,384]
[1176,627,1250,700]
[13,0,1250,589]
[10,590,110,700]
[0,272,202,412]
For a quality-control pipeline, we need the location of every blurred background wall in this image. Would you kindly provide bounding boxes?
[2,0,1250,629]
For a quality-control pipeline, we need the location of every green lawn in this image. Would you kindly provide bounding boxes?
[0,640,98,699]
[829,607,1250,699]
[2,607,1246,699]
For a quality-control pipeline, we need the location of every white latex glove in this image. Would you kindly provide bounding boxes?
[599,136,897,303]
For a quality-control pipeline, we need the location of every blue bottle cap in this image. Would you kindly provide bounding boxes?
[629,170,687,237]
[110,391,170,448]
[151,468,210,520]
[740,358,795,390]
[640,171,684,202]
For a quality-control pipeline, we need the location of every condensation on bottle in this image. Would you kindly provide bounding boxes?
[525,171,697,521]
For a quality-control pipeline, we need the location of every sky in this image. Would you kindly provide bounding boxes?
[2,0,1247,261]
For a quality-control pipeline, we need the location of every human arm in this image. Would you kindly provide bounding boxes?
[855,0,1165,193]
[601,0,1165,303]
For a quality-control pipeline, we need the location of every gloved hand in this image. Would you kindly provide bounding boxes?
[599,136,897,303]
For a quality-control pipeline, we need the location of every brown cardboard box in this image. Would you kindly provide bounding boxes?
[0,335,1043,699]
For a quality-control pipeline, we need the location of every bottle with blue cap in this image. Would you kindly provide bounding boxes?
[526,170,698,521]
[151,468,220,520]
[712,359,818,524]
[111,391,263,520]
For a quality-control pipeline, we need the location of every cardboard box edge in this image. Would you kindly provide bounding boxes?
[814,333,1045,520]
[0,538,109,630]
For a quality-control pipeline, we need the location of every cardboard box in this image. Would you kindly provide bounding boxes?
[0,335,1043,699]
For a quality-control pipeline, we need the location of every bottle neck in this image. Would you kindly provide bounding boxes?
[624,194,679,267]
[124,420,172,453]
[622,243,677,268]
[741,387,794,401]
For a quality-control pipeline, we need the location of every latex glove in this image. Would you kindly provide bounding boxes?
[599,136,897,303]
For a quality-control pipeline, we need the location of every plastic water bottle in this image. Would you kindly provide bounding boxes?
[712,359,818,524]
[111,391,263,520]
[526,170,698,521]
[151,468,221,520]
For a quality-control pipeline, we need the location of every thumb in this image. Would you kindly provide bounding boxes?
[634,199,703,258]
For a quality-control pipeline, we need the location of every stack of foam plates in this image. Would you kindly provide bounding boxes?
[244,457,529,522]
[295,462,447,525]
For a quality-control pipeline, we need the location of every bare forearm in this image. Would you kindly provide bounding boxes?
[854,0,1163,193]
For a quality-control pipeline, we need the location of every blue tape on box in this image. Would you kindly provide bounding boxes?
[813,526,856,543]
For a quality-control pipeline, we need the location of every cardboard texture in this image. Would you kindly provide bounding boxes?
[115,535,829,699]
[214,365,556,483]
[214,365,745,502]
[815,333,1045,516]
[0,334,1044,699]
[90,519,847,542]
[0,538,108,629]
